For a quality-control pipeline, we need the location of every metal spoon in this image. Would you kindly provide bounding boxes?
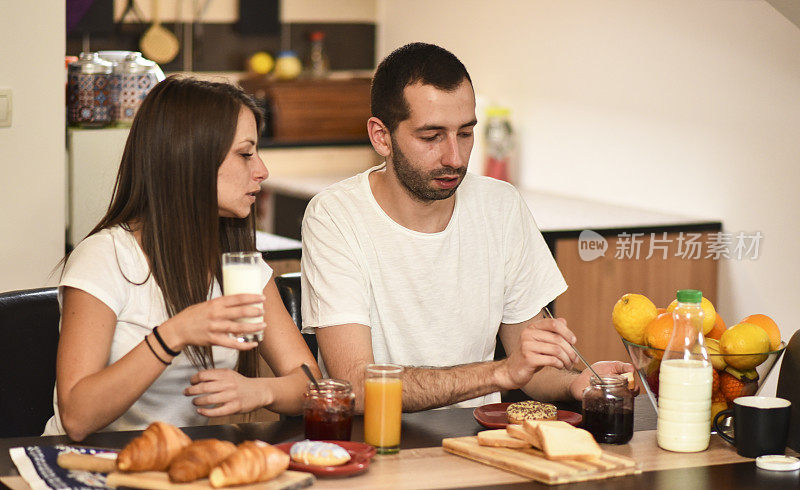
[543,306,603,382]
[301,363,321,391]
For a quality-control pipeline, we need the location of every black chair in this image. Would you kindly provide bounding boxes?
[776,329,800,452]
[274,272,317,358]
[0,287,60,437]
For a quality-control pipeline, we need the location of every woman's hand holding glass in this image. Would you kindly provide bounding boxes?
[158,293,266,352]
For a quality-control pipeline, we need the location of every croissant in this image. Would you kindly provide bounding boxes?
[167,439,237,483]
[116,421,192,472]
[208,440,289,488]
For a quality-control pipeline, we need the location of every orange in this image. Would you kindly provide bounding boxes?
[644,312,674,359]
[612,293,658,345]
[656,307,668,315]
[720,323,770,370]
[706,313,727,340]
[741,314,781,351]
[712,369,720,393]
[719,372,745,403]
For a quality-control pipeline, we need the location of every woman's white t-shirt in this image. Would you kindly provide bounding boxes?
[43,225,271,435]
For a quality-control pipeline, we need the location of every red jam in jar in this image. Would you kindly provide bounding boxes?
[303,379,355,441]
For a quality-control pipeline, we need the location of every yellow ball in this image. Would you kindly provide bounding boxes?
[274,53,302,80]
[248,51,274,75]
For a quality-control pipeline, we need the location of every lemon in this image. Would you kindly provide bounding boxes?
[719,322,770,370]
[248,51,274,75]
[667,297,716,335]
[612,293,658,345]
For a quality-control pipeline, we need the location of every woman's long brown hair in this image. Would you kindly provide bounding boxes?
[87,76,264,370]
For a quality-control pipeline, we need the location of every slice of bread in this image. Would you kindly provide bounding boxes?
[521,419,574,448]
[506,400,558,425]
[506,424,538,446]
[536,425,602,461]
[477,429,531,448]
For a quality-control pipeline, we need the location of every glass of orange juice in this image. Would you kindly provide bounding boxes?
[363,363,403,454]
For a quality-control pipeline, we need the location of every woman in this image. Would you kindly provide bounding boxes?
[44,77,320,441]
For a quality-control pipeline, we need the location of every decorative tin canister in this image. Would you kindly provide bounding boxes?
[110,52,161,125]
[67,52,114,127]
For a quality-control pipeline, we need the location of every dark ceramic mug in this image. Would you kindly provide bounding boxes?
[713,396,791,458]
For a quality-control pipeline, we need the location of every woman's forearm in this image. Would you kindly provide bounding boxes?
[58,336,170,440]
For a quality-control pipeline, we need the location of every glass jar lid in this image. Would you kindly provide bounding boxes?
[306,378,352,396]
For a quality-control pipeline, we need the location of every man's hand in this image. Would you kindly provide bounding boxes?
[496,317,579,390]
[568,360,638,400]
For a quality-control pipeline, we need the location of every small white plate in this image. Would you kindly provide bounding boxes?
[755,455,800,471]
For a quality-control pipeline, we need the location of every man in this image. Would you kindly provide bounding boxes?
[301,42,632,411]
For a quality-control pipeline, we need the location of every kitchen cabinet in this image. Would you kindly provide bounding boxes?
[240,77,372,144]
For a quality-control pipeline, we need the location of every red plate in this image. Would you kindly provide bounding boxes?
[274,440,377,478]
[473,402,582,429]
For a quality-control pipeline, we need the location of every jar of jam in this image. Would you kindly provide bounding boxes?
[582,375,634,444]
[303,379,355,441]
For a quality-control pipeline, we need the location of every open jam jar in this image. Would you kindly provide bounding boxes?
[582,375,634,444]
[303,379,355,441]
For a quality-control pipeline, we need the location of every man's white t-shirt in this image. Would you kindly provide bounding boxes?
[301,165,567,407]
[43,225,271,435]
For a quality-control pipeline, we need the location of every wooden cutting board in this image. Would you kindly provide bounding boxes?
[56,451,313,489]
[106,469,314,489]
[442,436,640,485]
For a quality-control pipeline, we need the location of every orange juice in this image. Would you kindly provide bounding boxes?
[364,377,403,453]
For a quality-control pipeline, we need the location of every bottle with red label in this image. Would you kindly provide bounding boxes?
[483,106,515,184]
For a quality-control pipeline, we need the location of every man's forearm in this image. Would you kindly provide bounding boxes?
[521,366,581,401]
[401,360,508,411]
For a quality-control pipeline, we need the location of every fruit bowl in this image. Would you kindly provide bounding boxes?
[622,338,786,417]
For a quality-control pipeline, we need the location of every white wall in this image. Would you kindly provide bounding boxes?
[0,1,66,291]
[377,0,800,393]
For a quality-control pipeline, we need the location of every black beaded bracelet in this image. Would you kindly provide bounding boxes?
[152,325,181,357]
[144,335,171,366]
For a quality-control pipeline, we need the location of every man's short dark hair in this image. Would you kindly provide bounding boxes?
[371,42,472,133]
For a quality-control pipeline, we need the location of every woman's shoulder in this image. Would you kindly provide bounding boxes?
[66,225,146,278]
[70,226,134,257]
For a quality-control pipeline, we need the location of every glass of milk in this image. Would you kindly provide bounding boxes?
[221,252,264,342]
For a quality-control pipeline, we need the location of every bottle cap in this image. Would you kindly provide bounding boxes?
[676,289,702,303]
[310,31,325,41]
[755,455,800,471]
[486,106,510,117]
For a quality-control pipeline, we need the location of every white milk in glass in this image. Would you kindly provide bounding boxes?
[656,359,712,452]
[221,256,264,342]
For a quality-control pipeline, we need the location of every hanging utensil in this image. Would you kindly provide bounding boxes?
[119,0,145,23]
[140,0,179,64]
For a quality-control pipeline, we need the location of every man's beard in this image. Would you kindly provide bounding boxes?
[391,139,467,202]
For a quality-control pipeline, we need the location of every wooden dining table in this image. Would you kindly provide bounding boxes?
[1,397,798,489]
